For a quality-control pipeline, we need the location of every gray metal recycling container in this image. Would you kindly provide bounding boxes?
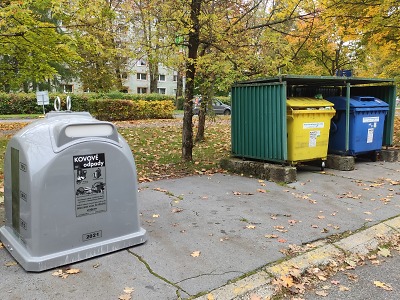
[0,111,147,271]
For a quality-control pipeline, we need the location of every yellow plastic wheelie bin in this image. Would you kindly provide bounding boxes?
[286,97,336,169]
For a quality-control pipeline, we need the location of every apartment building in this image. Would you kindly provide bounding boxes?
[123,60,180,95]
[63,60,180,96]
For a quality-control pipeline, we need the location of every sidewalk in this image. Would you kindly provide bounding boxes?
[0,160,399,299]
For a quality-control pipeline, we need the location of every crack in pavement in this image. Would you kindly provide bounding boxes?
[127,249,191,297]
[175,270,244,285]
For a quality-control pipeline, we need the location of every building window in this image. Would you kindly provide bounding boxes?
[63,84,73,93]
[137,87,147,94]
[173,75,178,82]
[158,74,166,81]
[137,73,147,80]
[157,88,166,94]
[137,59,146,66]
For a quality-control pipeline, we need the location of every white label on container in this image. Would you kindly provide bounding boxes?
[363,116,379,123]
[309,131,319,147]
[303,122,324,129]
[367,128,374,143]
[74,153,107,217]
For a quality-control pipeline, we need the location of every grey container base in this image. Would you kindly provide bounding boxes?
[0,226,147,272]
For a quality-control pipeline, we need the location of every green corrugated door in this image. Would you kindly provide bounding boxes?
[351,85,397,146]
[231,82,287,162]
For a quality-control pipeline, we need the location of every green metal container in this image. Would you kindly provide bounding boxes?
[231,75,396,163]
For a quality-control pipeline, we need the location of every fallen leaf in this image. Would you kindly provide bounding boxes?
[118,294,131,300]
[191,251,201,257]
[171,208,183,213]
[331,280,340,285]
[274,225,288,233]
[317,215,325,219]
[233,191,241,195]
[93,263,100,268]
[265,234,278,239]
[311,224,319,228]
[123,287,134,294]
[257,189,267,193]
[364,211,372,215]
[315,290,328,296]
[4,261,18,267]
[52,270,63,277]
[373,281,392,291]
[0,242,3,249]
[246,225,256,229]
[206,294,214,300]
[65,268,80,274]
[344,272,358,281]
[280,275,294,287]
[317,275,327,281]
[339,285,350,291]
[377,247,391,257]
[152,214,160,218]
[345,259,357,268]
[277,238,287,243]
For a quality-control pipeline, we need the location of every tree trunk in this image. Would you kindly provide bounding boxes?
[182,0,202,161]
[149,61,158,93]
[195,107,206,142]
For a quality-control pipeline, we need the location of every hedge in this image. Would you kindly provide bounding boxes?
[0,93,174,120]
[90,99,174,121]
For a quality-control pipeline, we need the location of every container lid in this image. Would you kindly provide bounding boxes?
[286,97,335,109]
[326,96,389,111]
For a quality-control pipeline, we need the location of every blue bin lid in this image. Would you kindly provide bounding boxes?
[326,96,389,111]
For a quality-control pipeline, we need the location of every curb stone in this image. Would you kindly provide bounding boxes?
[194,216,400,300]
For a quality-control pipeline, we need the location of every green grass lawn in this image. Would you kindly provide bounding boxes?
[0,114,42,120]
[0,117,231,186]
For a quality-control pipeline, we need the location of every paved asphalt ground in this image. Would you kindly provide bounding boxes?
[0,114,399,299]
[1,159,399,299]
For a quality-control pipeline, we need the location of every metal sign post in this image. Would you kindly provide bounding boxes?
[36,91,49,114]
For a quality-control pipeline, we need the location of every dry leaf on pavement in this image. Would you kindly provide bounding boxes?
[315,290,328,296]
[373,281,392,291]
[123,287,134,294]
[339,285,350,291]
[118,294,131,300]
[4,261,18,267]
[65,268,80,274]
[377,247,391,257]
[191,251,201,257]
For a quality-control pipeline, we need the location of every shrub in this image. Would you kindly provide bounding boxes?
[0,93,174,120]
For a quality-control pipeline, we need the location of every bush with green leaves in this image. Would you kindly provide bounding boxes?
[0,93,174,120]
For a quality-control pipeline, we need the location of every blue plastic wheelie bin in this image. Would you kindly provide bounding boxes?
[326,96,389,157]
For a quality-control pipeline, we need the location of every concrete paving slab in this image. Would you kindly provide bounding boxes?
[0,246,182,300]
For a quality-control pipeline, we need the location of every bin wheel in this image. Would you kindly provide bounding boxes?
[370,151,378,162]
[321,161,325,171]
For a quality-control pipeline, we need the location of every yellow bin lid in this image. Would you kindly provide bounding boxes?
[287,97,334,108]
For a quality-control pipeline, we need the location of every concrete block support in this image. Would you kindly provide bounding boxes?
[220,158,297,183]
[326,154,355,171]
[380,149,400,162]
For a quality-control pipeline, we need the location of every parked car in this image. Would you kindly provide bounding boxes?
[193,98,231,115]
